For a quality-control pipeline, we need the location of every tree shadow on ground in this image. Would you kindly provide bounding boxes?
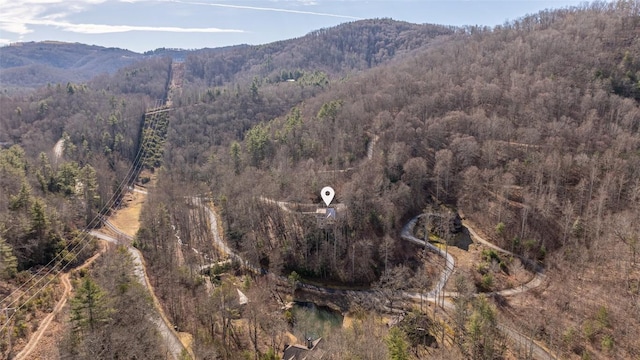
[451,231,473,251]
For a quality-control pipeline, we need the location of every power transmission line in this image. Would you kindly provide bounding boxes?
[0,105,167,333]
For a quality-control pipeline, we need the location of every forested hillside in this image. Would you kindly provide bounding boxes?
[0,19,451,93]
[0,56,172,357]
[1,2,639,359]
[0,42,152,91]
[139,2,640,359]
[182,19,454,87]
[0,17,453,358]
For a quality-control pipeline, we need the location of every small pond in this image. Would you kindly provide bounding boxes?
[290,301,343,339]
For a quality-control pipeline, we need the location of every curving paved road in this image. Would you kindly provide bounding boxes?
[401,215,554,359]
[19,69,187,359]
[254,197,540,301]
[193,197,259,273]
[76,190,553,359]
[90,231,187,360]
[400,214,455,300]
[253,197,556,359]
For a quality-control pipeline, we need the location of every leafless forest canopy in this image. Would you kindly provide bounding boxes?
[1,1,639,359]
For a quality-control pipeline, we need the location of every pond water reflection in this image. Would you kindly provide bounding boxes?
[291,301,343,340]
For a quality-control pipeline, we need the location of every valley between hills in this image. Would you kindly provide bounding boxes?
[1,2,640,359]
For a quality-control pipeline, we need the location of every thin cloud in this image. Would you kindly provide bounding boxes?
[0,0,102,35]
[289,0,319,5]
[14,18,245,34]
[164,0,363,20]
[0,0,244,37]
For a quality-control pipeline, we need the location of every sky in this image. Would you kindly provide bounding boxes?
[0,0,589,53]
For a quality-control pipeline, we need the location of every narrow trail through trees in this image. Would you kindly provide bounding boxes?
[15,242,107,360]
[22,56,556,358]
[254,196,556,359]
[16,60,190,360]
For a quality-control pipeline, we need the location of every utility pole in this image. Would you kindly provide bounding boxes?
[2,307,16,359]
[442,215,450,346]
[351,242,355,280]
[422,217,428,313]
[442,241,447,345]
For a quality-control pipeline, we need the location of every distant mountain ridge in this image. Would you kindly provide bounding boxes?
[0,19,453,91]
[183,19,455,86]
[0,41,138,68]
[0,41,148,90]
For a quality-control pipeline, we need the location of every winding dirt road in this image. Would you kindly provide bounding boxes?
[14,274,71,360]
[21,190,551,359]
[253,197,556,359]
[25,128,550,359]
[16,205,189,359]
[401,215,556,360]
[15,242,107,360]
[16,62,191,360]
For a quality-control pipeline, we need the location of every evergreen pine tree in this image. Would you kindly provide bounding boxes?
[70,277,112,334]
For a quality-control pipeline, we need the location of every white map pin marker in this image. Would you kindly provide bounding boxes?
[321,186,335,206]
